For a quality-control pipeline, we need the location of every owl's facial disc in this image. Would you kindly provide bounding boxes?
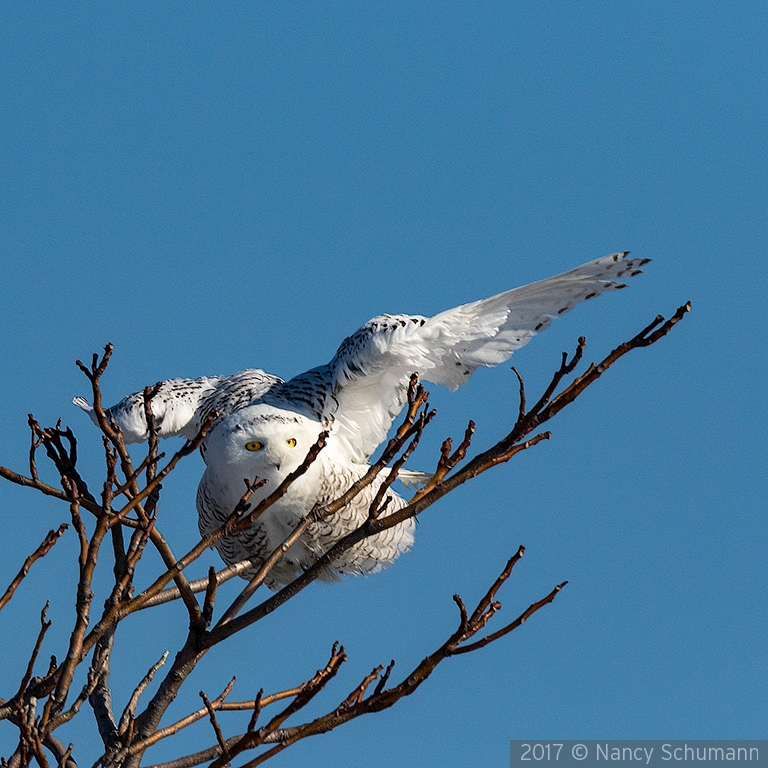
[204,403,323,483]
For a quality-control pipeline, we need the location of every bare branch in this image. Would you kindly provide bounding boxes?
[336,664,384,709]
[13,603,52,708]
[27,417,96,509]
[107,411,216,528]
[207,644,348,768]
[246,690,263,733]
[200,692,228,760]
[0,526,68,612]
[118,652,169,737]
[29,417,42,482]
[469,544,525,625]
[243,554,565,766]
[136,559,256,610]
[42,493,110,729]
[42,735,76,768]
[115,675,320,761]
[452,580,568,654]
[76,345,142,505]
[410,420,475,503]
[511,366,526,424]
[0,464,99,514]
[47,638,113,729]
[202,568,217,627]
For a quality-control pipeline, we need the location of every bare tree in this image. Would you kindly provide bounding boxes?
[0,303,689,768]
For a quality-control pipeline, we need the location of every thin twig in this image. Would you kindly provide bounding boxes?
[13,603,52,705]
[119,652,170,737]
[200,692,228,759]
[0,527,68,612]
[136,560,256,610]
[453,581,568,654]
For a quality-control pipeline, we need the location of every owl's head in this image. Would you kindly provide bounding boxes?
[204,403,324,483]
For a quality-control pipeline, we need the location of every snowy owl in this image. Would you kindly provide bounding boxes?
[74,252,648,589]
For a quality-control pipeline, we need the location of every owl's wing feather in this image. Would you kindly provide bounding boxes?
[194,369,284,433]
[74,369,282,444]
[267,252,648,462]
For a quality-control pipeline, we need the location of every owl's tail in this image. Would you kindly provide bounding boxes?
[396,468,433,490]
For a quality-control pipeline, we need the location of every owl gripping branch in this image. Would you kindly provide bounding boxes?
[0,254,690,767]
[212,301,691,647]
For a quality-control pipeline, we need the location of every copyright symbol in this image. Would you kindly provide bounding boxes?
[572,744,588,760]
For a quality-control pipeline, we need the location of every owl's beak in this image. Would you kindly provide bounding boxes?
[264,448,282,472]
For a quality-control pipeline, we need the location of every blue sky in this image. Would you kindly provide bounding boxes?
[0,2,766,766]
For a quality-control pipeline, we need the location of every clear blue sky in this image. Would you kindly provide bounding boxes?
[1,3,766,766]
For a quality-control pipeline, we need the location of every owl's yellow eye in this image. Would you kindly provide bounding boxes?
[245,441,262,452]
[286,438,297,447]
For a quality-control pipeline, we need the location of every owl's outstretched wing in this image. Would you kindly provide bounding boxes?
[74,369,282,444]
[265,252,649,462]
